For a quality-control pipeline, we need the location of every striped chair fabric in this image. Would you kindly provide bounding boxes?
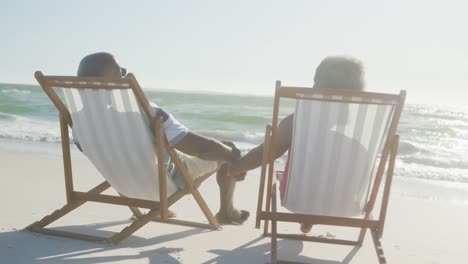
[61,86,179,201]
[282,93,398,217]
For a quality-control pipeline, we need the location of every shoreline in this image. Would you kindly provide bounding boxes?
[2,138,467,193]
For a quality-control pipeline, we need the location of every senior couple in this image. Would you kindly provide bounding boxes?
[74,52,365,230]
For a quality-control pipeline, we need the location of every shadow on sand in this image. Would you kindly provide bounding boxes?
[1,220,360,264]
[1,220,207,264]
[205,236,360,264]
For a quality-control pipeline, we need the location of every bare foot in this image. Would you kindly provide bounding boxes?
[216,209,250,225]
[157,209,177,218]
[300,223,313,233]
[130,210,177,220]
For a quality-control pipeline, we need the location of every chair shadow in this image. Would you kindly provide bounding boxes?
[204,236,360,264]
[2,220,361,263]
[1,219,209,264]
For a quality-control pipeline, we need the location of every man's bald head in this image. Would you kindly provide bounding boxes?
[77,52,125,78]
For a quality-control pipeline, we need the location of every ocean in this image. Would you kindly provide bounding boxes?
[1,82,467,186]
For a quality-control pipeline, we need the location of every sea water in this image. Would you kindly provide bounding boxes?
[1,83,467,187]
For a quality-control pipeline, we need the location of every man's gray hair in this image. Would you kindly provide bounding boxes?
[313,56,364,91]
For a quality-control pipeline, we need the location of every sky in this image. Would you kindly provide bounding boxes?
[1,0,467,104]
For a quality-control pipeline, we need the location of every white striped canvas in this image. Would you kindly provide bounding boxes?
[62,88,179,201]
[282,95,395,217]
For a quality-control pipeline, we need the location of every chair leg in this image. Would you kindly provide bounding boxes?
[179,170,220,229]
[110,208,163,244]
[27,201,85,231]
[256,161,267,229]
[27,181,154,244]
[27,181,110,229]
[357,227,367,246]
[128,206,144,219]
[271,182,278,263]
[263,178,273,237]
[118,193,144,219]
[256,125,271,229]
[190,186,220,229]
[371,228,387,264]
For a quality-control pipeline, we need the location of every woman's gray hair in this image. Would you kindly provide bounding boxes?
[313,56,364,91]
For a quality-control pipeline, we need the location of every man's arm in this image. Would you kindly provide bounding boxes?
[152,105,240,163]
[228,113,294,176]
[173,131,240,162]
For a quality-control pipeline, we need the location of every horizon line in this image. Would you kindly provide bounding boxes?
[1,81,466,107]
[0,81,273,98]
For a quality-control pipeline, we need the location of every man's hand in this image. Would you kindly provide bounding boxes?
[221,140,242,162]
[174,132,240,163]
[219,141,247,181]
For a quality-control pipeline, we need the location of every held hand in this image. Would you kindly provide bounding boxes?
[220,141,246,180]
[221,140,242,161]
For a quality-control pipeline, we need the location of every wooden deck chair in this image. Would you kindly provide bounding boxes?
[256,81,405,263]
[27,72,220,244]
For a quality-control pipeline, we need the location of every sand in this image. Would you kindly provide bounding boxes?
[1,148,467,263]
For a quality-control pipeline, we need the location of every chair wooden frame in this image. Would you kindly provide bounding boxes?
[256,81,406,263]
[27,71,220,244]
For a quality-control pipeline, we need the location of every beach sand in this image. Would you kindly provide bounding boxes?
[1,149,467,263]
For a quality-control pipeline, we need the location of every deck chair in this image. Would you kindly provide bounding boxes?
[256,81,405,263]
[27,72,220,244]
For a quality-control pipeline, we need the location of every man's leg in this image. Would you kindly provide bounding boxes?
[177,146,249,225]
[216,164,250,225]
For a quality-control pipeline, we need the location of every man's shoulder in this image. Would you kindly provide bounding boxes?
[149,102,171,122]
[155,107,170,122]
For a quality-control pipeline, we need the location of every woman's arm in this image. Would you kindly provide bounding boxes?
[228,113,294,177]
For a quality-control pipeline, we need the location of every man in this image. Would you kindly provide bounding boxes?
[220,56,365,230]
[75,52,249,224]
